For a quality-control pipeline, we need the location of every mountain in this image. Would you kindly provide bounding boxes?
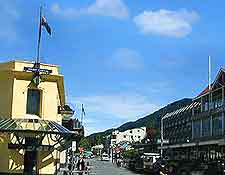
[87,98,192,141]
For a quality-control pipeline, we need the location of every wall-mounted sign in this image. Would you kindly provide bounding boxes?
[157,139,169,144]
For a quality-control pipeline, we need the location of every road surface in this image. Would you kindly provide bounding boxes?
[87,159,141,175]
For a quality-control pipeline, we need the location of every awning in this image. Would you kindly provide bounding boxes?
[0,118,73,136]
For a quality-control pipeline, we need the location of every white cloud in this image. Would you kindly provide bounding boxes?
[73,93,160,120]
[51,0,129,20]
[50,3,86,18]
[107,48,143,71]
[51,3,61,14]
[85,126,105,136]
[69,93,160,136]
[133,9,199,38]
[87,0,129,19]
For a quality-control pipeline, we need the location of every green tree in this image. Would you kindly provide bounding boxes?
[122,149,138,159]
[146,118,157,129]
[95,134,106,145]
[145,119,160,142]
[79,137,91,150]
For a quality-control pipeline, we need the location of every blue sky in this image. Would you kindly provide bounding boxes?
[1,0,225,135]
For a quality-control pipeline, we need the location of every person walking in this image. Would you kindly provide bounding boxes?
[80,157,85,170]
[76,156,85,175]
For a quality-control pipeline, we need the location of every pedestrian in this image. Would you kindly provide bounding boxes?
[77,156,85,171]
[86,162,91,171]
[76,157,80,170]
[167,165,176,175]
[72,155,77,171]
[80,157,85,170]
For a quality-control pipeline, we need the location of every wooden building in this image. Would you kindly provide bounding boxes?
[161,67,225,161]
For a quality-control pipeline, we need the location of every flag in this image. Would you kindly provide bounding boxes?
[41,16,51,35]
[82,104,86,116]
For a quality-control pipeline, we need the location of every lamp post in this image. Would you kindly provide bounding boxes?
[160,116,164,157]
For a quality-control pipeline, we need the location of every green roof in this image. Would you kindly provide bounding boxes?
[0,118,73,136]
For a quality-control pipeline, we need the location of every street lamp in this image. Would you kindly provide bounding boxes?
[160,116,164,157]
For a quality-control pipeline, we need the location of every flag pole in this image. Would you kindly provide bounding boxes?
[208,55,211,91]
[208,56,212,110]
[36,6,42,66]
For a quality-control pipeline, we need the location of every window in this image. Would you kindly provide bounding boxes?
[193,120,201,138]
[212,114,223,136]
[203,102,209,111]
[130,130,132,133]
[112,135,117,139]
[124,135,126,138]
[202,118,210,137]
[26,89,41,115]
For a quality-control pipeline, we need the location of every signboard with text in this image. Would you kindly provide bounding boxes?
[24,67,52,74]
[157,139,169,144]
[72,141,76,151]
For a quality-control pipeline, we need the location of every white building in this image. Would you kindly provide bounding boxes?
[111,127,146,146]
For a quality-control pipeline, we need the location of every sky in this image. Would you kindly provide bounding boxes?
[1,0,225,135]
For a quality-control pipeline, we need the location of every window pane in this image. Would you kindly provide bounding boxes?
[202,118,210,137]
[193,120,201,138]
[26,89,40,115]
[212,114,222,136]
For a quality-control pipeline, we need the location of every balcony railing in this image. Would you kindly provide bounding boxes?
[193,98,225,117]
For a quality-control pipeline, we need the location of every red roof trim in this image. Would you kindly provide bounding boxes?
[195,67,225,99]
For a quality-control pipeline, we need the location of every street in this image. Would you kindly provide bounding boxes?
[87,159,141,175]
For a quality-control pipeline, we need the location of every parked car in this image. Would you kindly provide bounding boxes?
[128,158,136,170]
[205,160,225,175]
[160,160,209,175]
[152,158,168,175]
[134,156,144,173]
[101,153,110,161]
[143,153,160,173]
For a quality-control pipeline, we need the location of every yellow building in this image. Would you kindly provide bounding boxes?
[0,60,73,174]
